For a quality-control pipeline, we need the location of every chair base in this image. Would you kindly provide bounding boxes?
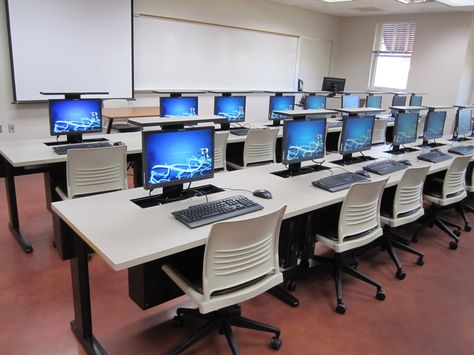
[412,205,461,250]
[171,305,281,355]
[457,203,472,232]
[314,253,385,315]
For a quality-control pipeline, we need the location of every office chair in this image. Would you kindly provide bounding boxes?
[162,206,286,354]
[102,99,142,133]
[55,145,128,200]
[412,155,471,249]
[228,128,278,169]
[380,166,430,279]
[372,119,388,145]
[315,178,388,314]
[454,161,474,232]
[214,131,229,171]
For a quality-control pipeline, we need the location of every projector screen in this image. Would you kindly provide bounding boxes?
[6,0,133,102]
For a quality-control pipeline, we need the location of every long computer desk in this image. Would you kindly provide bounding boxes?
[102,106,160,134]
[50,139,468,355]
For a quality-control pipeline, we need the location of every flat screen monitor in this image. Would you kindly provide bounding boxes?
[142,127,214,198]
[366,95,382,109]
[409,95,423,106]
[454,108,472,138]
[304,95,326,109]
[268,95,295,121]
[214,96,246,123]
[423,111,446,142]
[342,95,359,109]
[339,116,375,157]
[321,77,346,94]
[160,96,198,117]
[393,113,419,147]
[282,118,326,165]
[392,95,407,107]
[49,98,102,143]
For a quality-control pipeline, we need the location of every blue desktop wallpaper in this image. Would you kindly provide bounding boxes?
[424,111,446,140]
[366,96,382,109]
[160,97,198,117]
[410,95,423,106]
[342,95,359,109]
[49,99,101,135]
[283,119,325,163]
[340,116,374,154]
[305,95,326,109]
[394,113,418,144]
[457,109,472,136]
[392,95,407,106]
[214,96,246,122]
[269,96,295,119]
[144,129,213,187]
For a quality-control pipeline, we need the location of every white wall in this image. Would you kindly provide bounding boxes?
[0,0,340,141]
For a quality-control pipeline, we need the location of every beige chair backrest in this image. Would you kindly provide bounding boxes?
[243,128,278,167]
[392,166,430,218]
[372,119,388,144]
[441,155,471,199]
[214,131,229,171]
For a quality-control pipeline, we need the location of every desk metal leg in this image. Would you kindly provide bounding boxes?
[70,235,107,355]
[3,160,33,253]
[106,118,113,134]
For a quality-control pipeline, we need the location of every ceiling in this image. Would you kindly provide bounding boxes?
[265,0,474,17]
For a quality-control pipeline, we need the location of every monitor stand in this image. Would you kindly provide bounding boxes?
[332,153,375,166]
[271,162,329,178]
[449,135,471,142]
[384,144,419,155]
[417,140,444,149]
[131,184,224,208]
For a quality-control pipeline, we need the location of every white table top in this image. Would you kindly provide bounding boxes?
[422,105,454,110]
[273,109,338,117]
[129,115,226,127]
[390,106,427,111]
[51,139,466,272]
[334,107,385,115]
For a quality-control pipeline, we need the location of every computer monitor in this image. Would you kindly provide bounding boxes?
[49,98,102,144]
[268,95,295,119]
[321,77,346,96]
[214,96,246,123]
[392,95,407,107]
[339,116,375,164]
[342,95,359,109]
[453,108,472,140]
[142,126,214,199]
[392,113,419,152]
[409,95,423,106]
[366,95,382,109]
[422,110,446,146]
[160,96,198,117]
[282,118,326,175]
[304,95,326,109]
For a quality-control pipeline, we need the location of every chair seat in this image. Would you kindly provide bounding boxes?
[423,190,466,206]
[316,227,382,253]
[380,207,424,228]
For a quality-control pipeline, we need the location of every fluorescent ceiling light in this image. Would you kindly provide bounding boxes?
[319,0,353,3]
[436,0,474,6]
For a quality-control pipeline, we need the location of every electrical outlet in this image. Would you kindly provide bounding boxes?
[8,123,15,133]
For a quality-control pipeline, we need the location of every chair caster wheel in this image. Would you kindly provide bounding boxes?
[449,241,458,250]
[416,256,424,266]
[286,280,297,292]
[376,290,386,301]
[270,336,281,350]
[453,229,461,237]
[465,224,472,232]
[336,303,346,315]
[172,315,183,327]
[395,270,406,280]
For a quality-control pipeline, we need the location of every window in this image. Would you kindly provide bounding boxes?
[369,22,416,90]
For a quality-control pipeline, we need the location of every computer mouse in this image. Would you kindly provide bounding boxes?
[355,170,371,178]
[253,189,273,199]
[399,159,412,166]
[113,141,125,146]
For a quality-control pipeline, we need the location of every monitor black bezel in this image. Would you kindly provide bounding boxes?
[409,95,423,106]
[366,95,382,109]
[339,116,375,155]
[341,94,360,109]
[455,108,473,137]
[48,98,103,138]
[268,95,296,120]
[304,95,327,110]
[392,112,419,146]
[391,95,407,107]
[423,110,447,141]
[282,117,327,165]
[321,77,346,92]
[159,96,199,117]
[214,95,247,123]
[141,126,215,191]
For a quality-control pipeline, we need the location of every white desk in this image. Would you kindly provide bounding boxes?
[335,107,385,116]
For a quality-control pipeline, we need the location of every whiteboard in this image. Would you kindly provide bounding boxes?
[134,16,299,91]
[6,0,133,102]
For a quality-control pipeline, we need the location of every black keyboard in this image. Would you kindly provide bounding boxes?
[448,145,474,156]
[230,128,250,136]
[172,195,263,228]
[417,151,452,163]
[52,141,112,155]
[312,172,369,192]
[363,160,407,175]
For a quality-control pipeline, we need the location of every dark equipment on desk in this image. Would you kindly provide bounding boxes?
[253,189,273,199]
